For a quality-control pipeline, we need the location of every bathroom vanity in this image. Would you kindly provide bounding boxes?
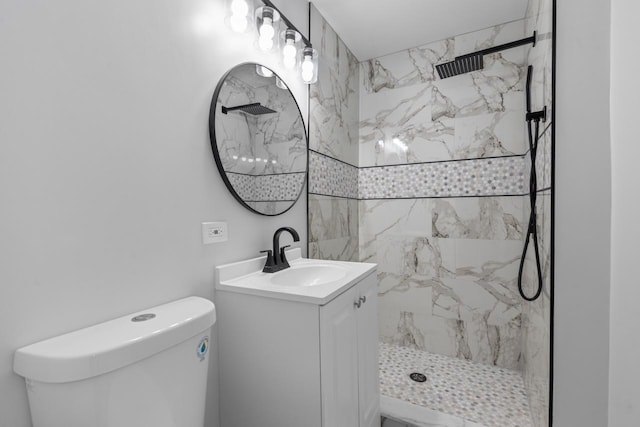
[215,249,379,427]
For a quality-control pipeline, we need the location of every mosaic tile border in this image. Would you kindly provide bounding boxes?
[227,172,306,202]
[359,156,526,199]
[307,151,526,200]
[309,150,359,199]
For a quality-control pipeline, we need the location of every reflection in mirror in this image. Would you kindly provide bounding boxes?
[210,63,307,216]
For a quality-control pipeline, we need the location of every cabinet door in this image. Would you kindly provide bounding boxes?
[320,285,360,427]
[357,274,380,427]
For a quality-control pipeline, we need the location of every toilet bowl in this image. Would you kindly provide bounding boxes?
[14,296,216,427]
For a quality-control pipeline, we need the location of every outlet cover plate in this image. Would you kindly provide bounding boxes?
[202,222,228,244]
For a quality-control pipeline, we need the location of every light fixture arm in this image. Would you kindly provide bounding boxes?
[261,0,312,48]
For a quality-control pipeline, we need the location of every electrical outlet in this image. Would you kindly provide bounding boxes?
[202,222,228,244]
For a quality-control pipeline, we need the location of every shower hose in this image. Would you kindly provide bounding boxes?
[517,65,545,302]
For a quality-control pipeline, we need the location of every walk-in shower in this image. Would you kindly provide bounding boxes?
[307,1,554,426]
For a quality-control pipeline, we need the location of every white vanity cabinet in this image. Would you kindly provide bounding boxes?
[216,253,379,427]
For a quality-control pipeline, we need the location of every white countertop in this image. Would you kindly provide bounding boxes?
[215,248,377,305]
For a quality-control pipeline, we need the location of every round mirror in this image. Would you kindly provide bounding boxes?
[209,63,308,216]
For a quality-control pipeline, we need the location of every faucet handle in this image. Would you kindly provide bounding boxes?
[261,250,277,273]
[279,245,291,268]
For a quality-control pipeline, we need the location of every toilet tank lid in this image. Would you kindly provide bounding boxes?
[13,296,216,384]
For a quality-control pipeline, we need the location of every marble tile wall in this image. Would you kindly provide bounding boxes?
[360,196,526,370]
[308,194,359,261]
[521,0,553,425]
[359,21,527,167]
[357,21,531,371]
[307,5,360,262]
[309,4,359,166]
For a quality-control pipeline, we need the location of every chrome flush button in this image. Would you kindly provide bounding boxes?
[131,313,156,322]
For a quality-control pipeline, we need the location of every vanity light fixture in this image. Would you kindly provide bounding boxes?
[227,0,317,85]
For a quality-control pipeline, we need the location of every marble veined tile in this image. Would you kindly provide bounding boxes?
[359,199,432,259]
[309,4,359,165]
[432,197,525,240]
[432,59,524,121]
[308,194,357,243]
[454,20,526,66]
[361,39,454,94]
[359,84,456,166]
[374,235,456,279]
[453,110,527,158]
[308,236,358,262]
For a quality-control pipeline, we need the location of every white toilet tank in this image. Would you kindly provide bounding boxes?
[13,296,216,427]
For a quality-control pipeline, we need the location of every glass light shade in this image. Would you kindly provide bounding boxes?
[255,64,274,78]
[259,17,274,39]
[300,47,318,84]
[254,6,280,52]
[276,77,288,90]
[280,29,301,70]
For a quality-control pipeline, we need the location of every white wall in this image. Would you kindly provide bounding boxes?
[0,1,309,426]
[555,0,611,426]
[609,1,640,425]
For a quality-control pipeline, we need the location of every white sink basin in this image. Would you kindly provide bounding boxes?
[216,248,377,305]
[270,264,349,287]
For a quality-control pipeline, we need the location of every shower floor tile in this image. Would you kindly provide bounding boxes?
[379,342,533,427]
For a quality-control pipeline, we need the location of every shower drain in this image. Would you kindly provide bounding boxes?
[409,372,427,383]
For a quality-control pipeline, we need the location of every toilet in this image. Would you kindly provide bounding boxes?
[13,296,216,427]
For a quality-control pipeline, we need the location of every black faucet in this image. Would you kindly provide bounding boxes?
[261,227,300,273]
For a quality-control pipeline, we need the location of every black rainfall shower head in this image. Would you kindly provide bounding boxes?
[436,53,484,79]
[436,32,538,79]
[222,102,277,115]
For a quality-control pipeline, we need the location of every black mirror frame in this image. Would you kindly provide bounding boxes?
[208,63,308,216]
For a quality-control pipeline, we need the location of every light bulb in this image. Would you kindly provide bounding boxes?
[258,36,274,51]
[283,55,296,69]
[301,55,314,82]
[229,14,248,32]
[283,41,296,58]
[230,0,249,16]
[259,17,274,40]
